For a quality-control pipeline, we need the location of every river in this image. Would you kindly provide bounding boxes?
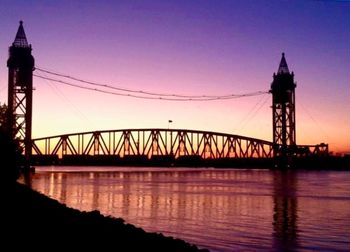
[27,167,350,252]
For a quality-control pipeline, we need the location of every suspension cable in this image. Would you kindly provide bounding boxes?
[34,74,268,101]
[35,66,269,101]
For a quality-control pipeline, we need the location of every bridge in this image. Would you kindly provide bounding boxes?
[6,21,328,168]
[31,129,327,166]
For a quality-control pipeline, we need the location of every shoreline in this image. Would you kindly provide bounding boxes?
[4,181,209,251]
[31,155,350,170]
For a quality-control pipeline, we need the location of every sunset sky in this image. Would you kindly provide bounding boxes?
[0,0,349,153]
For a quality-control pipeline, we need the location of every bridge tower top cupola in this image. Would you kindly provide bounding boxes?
[13,20,30,48]
[277,53,290,74]
[8,21,34,70]
[270,53,296,102]
[270,53,297,164]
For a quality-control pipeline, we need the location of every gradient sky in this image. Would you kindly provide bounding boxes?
[0,0,349,153]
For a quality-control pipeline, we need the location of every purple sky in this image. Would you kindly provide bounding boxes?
[0,0,349,153]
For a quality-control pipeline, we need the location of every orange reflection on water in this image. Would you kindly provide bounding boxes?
[28,168,350,252]
[31,169,275,250]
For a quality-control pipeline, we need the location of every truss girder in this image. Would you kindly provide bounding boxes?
[32,129,274,159]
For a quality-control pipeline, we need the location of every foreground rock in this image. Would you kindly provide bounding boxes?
[2,182,209,251]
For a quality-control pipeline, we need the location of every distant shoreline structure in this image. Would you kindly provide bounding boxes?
[30,155,350,170]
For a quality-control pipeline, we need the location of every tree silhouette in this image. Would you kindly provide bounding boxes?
[0,103,7,128]
[0,103,22,182]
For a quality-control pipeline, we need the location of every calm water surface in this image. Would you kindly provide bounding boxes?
[28,167,350,252]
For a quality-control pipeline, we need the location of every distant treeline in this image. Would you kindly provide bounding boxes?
[31,154,350,170]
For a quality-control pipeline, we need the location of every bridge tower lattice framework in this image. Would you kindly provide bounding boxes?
[270,53,296,164]
[7,21,35,166]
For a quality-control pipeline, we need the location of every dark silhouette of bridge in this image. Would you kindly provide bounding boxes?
[30,129,327,166]
[6,21,328,168]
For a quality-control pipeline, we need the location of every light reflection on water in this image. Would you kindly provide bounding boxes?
[28,167,350,252]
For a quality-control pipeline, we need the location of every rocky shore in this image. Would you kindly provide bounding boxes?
[3,182,209,251]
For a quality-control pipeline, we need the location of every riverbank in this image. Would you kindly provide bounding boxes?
[3,181,209,251]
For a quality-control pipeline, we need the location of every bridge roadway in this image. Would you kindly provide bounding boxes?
[31,128,327,166]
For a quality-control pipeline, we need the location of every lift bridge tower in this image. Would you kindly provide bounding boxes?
[270,53,296,166]
[7,21,35,167]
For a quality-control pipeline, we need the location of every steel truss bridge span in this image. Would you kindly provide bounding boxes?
[32,128,274,159]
